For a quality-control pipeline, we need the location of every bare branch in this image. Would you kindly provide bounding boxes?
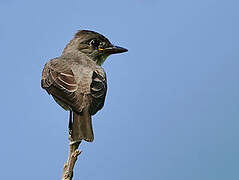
[61,140,81,180]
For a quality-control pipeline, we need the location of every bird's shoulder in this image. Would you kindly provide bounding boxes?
[41,57,77,90]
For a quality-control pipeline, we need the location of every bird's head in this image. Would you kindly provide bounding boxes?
[62,30,128,65]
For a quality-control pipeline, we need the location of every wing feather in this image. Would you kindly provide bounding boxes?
[41,58,83,113]
[89,70,107,115]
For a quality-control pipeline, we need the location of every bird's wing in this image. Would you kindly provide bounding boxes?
[89,69,107,115]
[41,58,83,113]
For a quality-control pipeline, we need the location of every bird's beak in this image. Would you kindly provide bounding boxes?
[99,45,128,55]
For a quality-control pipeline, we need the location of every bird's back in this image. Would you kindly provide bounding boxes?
[41,54,106,114]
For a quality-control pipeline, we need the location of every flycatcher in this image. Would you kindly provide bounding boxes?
[41,30,127,144]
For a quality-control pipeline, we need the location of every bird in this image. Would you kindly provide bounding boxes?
[41,30,128,145]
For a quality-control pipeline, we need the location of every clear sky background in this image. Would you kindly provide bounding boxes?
[0,0,238,179]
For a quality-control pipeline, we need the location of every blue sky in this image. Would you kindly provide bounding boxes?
[0,0,239,179]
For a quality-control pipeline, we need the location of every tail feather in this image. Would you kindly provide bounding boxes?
[71,110,94,143]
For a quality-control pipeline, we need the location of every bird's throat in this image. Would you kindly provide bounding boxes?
[96,54,109,66]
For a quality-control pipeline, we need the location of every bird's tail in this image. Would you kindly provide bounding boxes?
[71,110,94,143]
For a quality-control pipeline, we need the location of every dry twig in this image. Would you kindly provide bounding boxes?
[61,111,82,180]
[61,141,81,180]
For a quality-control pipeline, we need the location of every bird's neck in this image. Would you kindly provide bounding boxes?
[62,39,80,55]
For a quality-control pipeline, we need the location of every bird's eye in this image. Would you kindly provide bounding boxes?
[89,39,99,48]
